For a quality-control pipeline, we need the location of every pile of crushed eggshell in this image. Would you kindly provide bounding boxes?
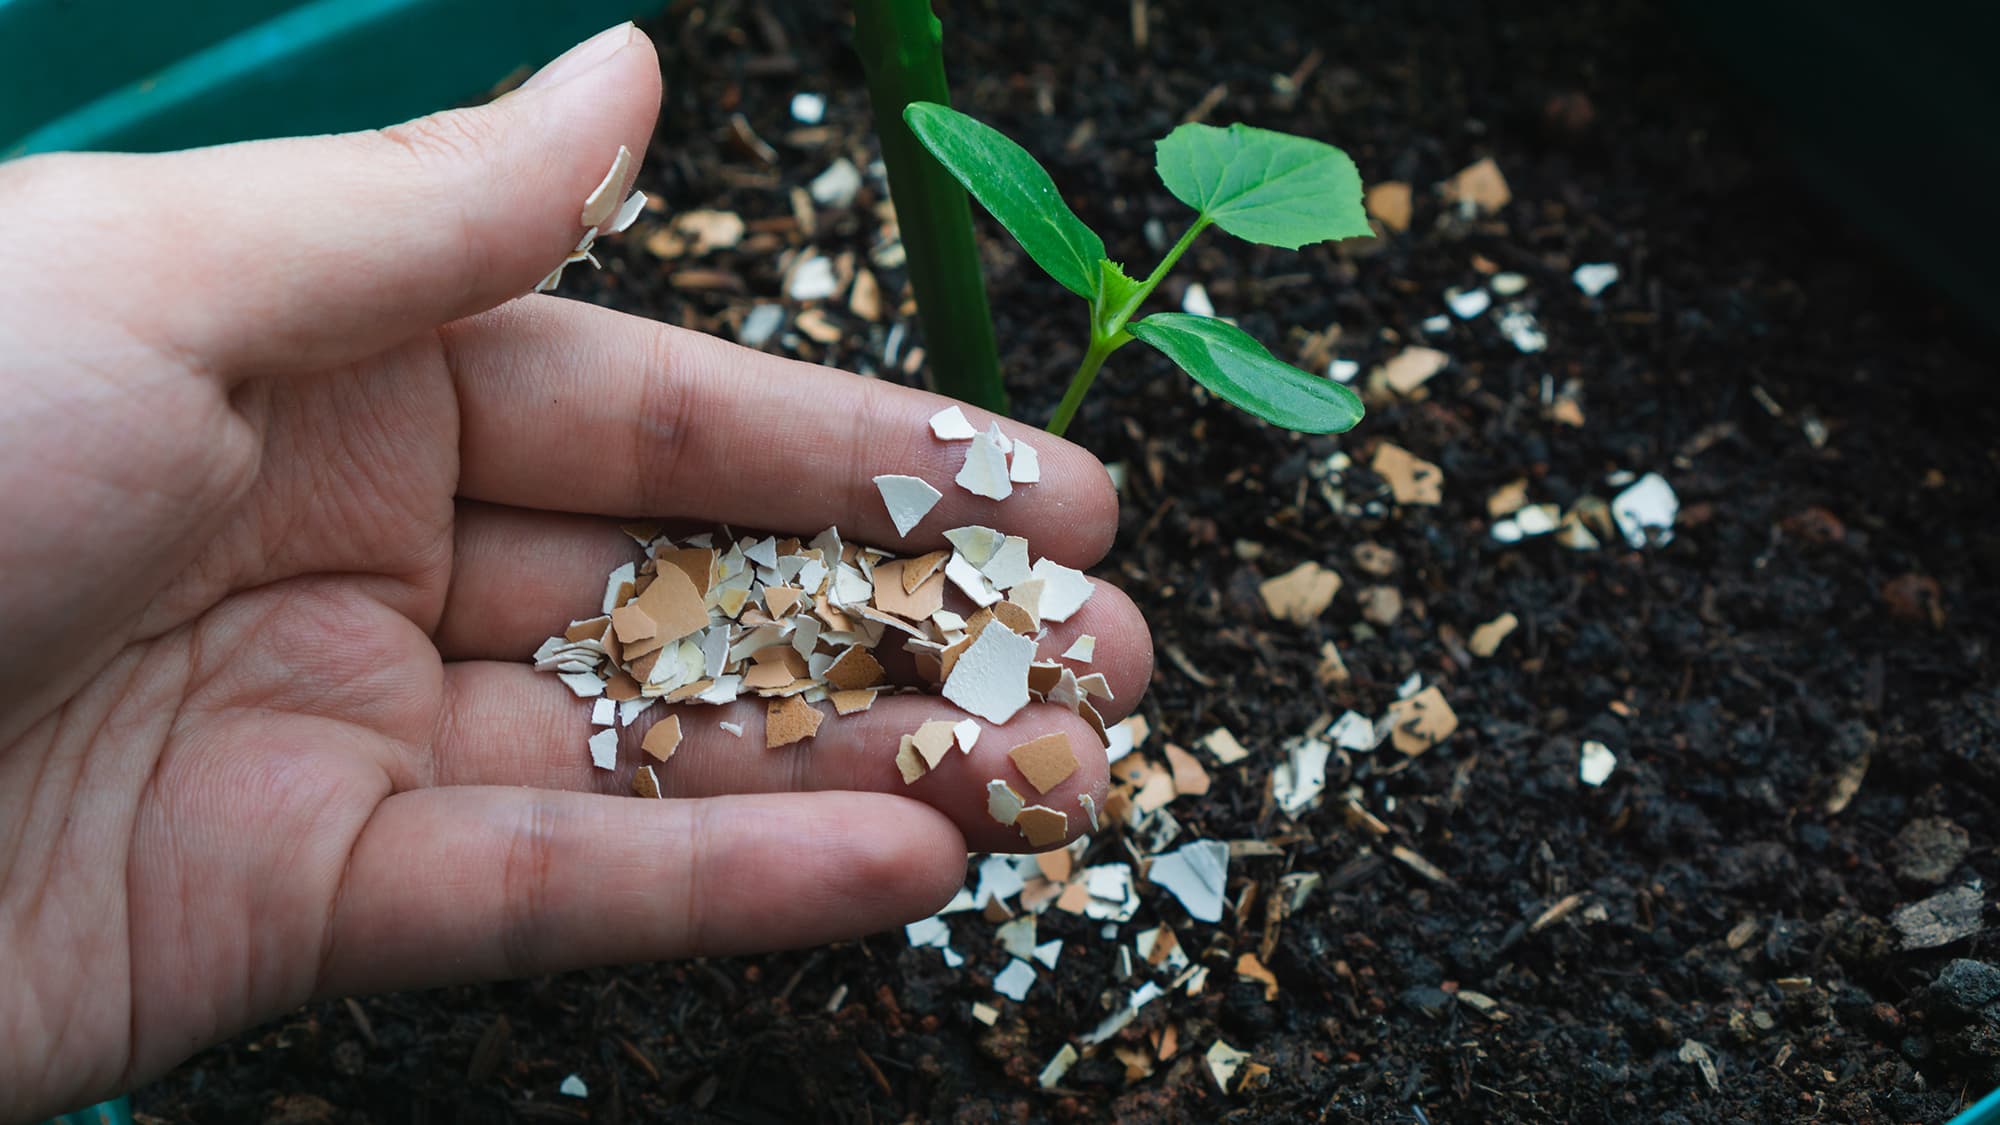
[533,406,1105,850]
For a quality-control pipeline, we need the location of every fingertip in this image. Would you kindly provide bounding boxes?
[1069,451,1123,565]
[518,22,649,94]
[1047,709,1112,850]
[808,793,967,921]
[895,397,1119,568]
[1005,423,1122,568]
[463,27,662,279]
[966,706,1109,854]
[1046,580,1153,717]
[524,23,663,135]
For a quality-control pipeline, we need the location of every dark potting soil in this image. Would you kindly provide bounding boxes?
[136,0,1997,1121]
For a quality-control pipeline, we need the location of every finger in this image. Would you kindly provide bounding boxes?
[433,502,621,660]
[435,662,1110,852]
[319,787,964,995]
[443,298,1120,565]
[15,23,660,378]
[436,502,1153,709]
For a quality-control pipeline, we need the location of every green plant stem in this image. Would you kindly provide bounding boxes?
[1046,217,1211,435]
[853,0,1008,413]
[1047,337,1116,437]
[1128,218,1210,319]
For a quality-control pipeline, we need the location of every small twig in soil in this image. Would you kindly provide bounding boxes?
[617,1035,662,1084]
[853,1045,894,1098]
[776,951,825,1004]
[466,1015,511,1084]
[342,997,376,1049]
[1162,641,1218,687]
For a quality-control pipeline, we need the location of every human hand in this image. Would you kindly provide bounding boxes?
[0,23,1150,1120]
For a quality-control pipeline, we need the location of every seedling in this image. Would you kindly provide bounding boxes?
[905,103,1373,437]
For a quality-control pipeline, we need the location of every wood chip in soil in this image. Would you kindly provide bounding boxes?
[1258,561,1342,625]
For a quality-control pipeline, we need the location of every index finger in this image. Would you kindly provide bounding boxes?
[444,297,1121,568]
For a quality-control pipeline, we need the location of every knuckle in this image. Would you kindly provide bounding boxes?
[631,327,701,512]
[496,795,561,975]
[678,802,715,953]
[365,109,498,302]
[371,107,502,170]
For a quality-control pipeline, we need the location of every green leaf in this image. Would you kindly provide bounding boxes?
[904,102,1106,298]
[1154,122,1370,249]
[1128,312,1363,433]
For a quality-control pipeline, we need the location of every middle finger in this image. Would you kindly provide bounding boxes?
[443,297,1119,565]
[435,501,1154,711]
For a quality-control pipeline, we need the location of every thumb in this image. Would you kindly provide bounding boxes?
[3,21,661,378]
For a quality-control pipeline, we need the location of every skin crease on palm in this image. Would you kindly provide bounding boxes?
[0,24,1152,1121]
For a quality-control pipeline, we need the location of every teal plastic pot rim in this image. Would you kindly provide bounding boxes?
[4,0,665,159]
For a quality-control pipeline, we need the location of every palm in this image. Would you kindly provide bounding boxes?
[2,337,459,1098]
[0,34,1148,1118]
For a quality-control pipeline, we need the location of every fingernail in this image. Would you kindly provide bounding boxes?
[523,22,637,91]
